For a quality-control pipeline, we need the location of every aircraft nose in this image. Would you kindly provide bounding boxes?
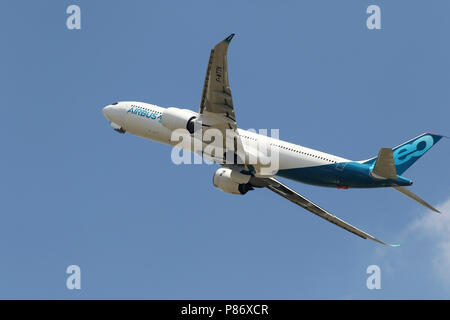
[102,105,113,120]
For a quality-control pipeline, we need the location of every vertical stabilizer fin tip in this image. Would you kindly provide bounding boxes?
[427,132,450,139]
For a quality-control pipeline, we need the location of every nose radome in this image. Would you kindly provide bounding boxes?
[102,105,110,116]
[102,105,113,119]
[102,103,124,126]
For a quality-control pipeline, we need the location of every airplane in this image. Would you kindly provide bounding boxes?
[102,34,445,246]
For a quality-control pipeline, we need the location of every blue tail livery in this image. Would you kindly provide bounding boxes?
[363,132,444,175]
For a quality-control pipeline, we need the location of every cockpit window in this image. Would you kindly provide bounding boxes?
[112,102,118,105]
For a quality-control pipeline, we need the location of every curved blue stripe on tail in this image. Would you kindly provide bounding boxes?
[363,133,444,175]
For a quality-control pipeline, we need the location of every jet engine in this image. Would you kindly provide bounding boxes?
[161,107,197,134]
[212,168,254,195]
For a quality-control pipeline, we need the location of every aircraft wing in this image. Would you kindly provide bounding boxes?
[198,34,249,165]
[199,33,237,129]
[264,178,398,246]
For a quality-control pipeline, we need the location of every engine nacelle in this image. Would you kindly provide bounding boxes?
[161,107,197,134]
[212,168,253,195]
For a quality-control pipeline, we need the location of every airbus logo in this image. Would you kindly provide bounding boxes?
[127,106,162,122]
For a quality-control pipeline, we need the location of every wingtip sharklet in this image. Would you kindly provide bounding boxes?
[378,239,401,247]
[224,33,235,43]
[373,238,400,247]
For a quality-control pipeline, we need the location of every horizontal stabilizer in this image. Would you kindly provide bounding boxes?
[371,148,397,179]
[393,186,440,213]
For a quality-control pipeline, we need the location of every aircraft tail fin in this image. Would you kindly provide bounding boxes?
[363,133,444,175]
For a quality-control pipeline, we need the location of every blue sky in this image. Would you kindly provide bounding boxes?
[1,0,449,299]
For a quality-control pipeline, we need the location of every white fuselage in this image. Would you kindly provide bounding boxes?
[103,101,351,175]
